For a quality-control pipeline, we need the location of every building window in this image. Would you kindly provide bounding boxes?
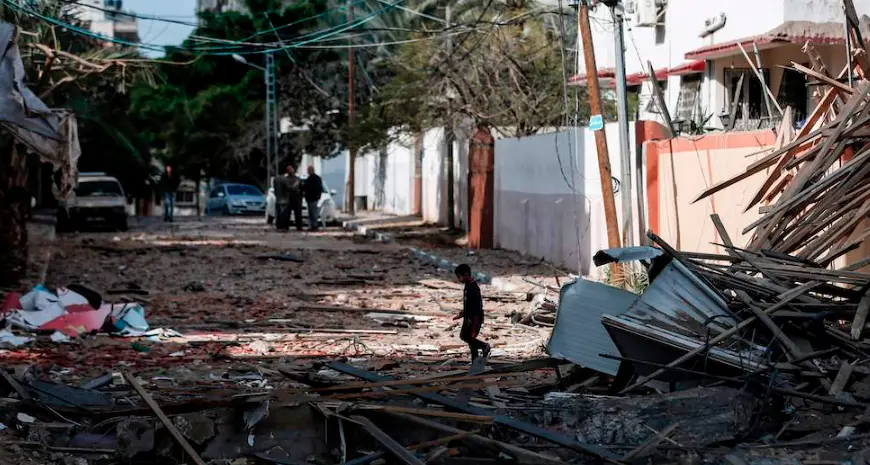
[725,68,772,127]
[777,66,809,124]
[675,74,702,126]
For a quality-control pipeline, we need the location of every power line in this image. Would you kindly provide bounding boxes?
[4,0,409,55]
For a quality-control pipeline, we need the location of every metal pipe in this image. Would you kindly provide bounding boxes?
[612,5,633,246]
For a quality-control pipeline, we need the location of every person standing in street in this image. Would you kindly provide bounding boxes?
[452,264,491,362]
[265,182,276,226]
[303,166,323,231]
[274,165,303,231]
[160,165,180,222]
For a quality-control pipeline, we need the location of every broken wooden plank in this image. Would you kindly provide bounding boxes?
[737,42,783,115]
[386,412,564,464]
[623,422,680,461]
[124,372,207,465]
[350,415,426,465]
[298,304,444,317]
[829,361,855,396]
[854,288,870,340]
[727,73,745,132]
[790,63,855,94]
[317,402,494,423]
[647,60,675,136]
[309,372,517,392]
[326,379,526,401]
[328,363,621,462]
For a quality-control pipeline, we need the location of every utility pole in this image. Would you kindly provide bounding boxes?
[578,0,623,274]
[444,5,455,229]
[346,0,356,215]
[611,4,632,246]
[264,51,278,187]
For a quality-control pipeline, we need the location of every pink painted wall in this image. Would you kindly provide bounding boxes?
[645,130,868,271]
[645,130,778,254]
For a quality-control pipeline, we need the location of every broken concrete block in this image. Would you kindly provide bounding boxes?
[532,387,755,448]
[173,412,216,445]
[116,417,155,458]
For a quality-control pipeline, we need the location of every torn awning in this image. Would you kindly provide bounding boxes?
[626,67,668,86]
[669,60,706,75]
[567,68,615,87]
[685,18,870,61]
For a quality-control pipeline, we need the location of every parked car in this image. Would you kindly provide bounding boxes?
[206,183,266,216]
[300,177,338,226]
[58,172,128,232]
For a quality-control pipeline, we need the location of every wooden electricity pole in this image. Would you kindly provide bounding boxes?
[577,1,622,275]
[346,0,356,215]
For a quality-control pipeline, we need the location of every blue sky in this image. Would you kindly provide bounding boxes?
[125,0,197,55]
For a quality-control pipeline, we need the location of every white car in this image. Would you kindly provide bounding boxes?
[58,172,128,231]
[301,178,338,226]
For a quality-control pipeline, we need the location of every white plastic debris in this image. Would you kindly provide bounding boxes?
[17,413,35,424]
[49,331,70,343]
[8,288,65,329]
[0,330,33,347]
[169,351,185,357]
[838,426,856,438]
[111,372,126,386]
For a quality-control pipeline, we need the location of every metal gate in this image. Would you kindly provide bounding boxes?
[467,126,494,249]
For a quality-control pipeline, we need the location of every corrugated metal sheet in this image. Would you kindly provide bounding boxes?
[547,279,637,375]
[623,260,735,338]
[593,246,664,266]
[550,247,755,377]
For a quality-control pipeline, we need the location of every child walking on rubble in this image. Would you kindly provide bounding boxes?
[453,264,491,362]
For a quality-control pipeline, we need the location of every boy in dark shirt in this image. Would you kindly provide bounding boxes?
[453,264,491,362]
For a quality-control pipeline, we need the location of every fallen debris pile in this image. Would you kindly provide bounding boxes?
[547,16,870,462]
[0,284,170,343]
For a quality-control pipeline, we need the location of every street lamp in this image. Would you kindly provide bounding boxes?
[232,53,265,72]
[232,52,278,188]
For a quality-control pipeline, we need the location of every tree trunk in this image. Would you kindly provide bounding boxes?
[195,176,201,218]
[0,141,31,287]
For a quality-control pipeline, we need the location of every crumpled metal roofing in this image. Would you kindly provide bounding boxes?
[548,246,755,375]
[547,279,637,375]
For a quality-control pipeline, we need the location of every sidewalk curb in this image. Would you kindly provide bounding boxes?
[343,218,492,284]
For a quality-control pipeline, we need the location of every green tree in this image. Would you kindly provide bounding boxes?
[352,0,605,151]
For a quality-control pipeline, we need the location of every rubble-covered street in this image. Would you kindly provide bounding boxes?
[0,218,573,465]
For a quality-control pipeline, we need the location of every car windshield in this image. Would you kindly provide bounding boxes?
[226,185,262,196]
[75,180,123,197]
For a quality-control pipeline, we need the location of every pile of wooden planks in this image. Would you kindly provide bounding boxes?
[692,0,870,265]
[620,9,870,402]
[693,81,870,265]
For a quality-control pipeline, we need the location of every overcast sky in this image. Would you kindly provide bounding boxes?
[125,0,197,56]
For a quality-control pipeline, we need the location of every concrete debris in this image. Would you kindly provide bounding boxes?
[116,417,155,458]
[174,413,217,445]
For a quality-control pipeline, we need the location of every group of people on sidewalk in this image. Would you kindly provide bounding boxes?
[266,165,324,231]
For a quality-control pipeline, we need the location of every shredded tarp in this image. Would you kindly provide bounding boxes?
[2,285,158,339]
[0,21,81,201]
